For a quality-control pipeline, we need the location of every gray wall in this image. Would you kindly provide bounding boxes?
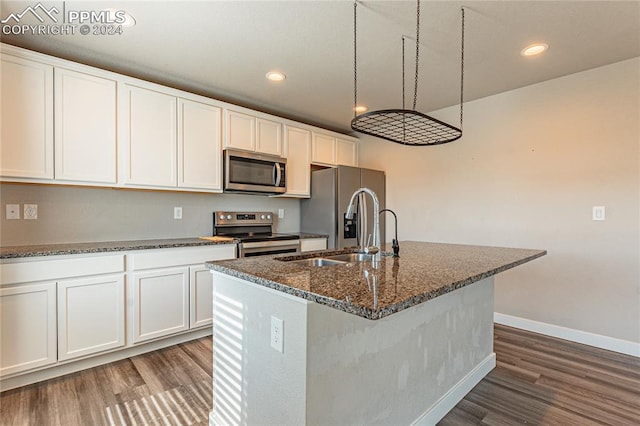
[359,57,639,344]
[1,184,300,246]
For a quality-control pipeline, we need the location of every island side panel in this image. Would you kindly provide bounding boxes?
[209,272,309,426]
[305,277,496,425]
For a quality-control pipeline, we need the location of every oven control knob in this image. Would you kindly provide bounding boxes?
[267,214,272,220]
[260,214,266,220]
[226,214,232,220]
[218,214,225,220]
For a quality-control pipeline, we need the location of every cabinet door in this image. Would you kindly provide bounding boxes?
[283,125,311,197]
[0,282,56,376]
[256,118,282,156]
[0,55,54,179]
[131,267,189,343]
[57,274,125,361]
[225,110,255,151]
[178,99,222,191]
[336,138,358,167]
[55,68,117,183]
[121,84,177,187]
[190,266,213,328]
[312,133,336,165]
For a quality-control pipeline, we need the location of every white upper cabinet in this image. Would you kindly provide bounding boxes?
[0,44,359,193]
[225,110,256,151]
[256,118,282,156]
[312,132,336,165]
[120,84,178,187]
[283,125,311,197]
[178,99,222,191]
[0,54,54,180]
[336,137,358,167]
[225,109,283,156]
[312,132,358,167]
[55,68,117,184]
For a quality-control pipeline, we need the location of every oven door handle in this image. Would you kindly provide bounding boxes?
[274,163,282,187]
[241,239,300,249]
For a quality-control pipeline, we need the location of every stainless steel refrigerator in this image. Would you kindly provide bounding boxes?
[301,166,385,249]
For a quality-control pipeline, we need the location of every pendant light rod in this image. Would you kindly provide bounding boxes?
[353,0,358,118]
[413,0,420,110]
[459,6,465,130]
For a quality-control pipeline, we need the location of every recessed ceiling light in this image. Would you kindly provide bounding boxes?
[521,43,549,57]
[354,105,368,113]
[265,71,286,82]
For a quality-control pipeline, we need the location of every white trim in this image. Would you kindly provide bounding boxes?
[412,353,496,426]
[494,312,640,358]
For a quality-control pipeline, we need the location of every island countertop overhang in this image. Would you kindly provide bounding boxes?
[206,241,546,320]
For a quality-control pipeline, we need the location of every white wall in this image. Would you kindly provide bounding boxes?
[359,57,640,344]
[0,184,300,245]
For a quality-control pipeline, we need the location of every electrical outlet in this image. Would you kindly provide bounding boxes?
[592,206,605,221]
[174,207,183,220]
[6,204,20,219]
[270,316,284,353]
[24,204,37,220]
[278,208,285,219]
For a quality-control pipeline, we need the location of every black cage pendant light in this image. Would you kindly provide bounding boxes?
[350,1,466,146]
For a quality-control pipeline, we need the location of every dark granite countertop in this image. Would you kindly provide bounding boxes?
[206,241,546,320]
[0,237,238,259]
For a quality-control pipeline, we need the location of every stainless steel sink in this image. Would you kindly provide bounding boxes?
[325,253,373,262]
[292,257,349,267]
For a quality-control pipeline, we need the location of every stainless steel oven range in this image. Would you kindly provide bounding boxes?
[213,211,300,257]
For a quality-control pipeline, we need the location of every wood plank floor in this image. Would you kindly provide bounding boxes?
[1,324,638,425]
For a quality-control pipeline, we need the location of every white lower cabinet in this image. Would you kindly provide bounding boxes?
[0,282,57,376]
[129,244,236,344]
[0,244,235,386]
[57,274,125,361]
[131,267,190,343]
[190,266,214,328]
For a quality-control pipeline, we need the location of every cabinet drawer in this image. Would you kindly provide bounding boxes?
[1,255,125,285]
[301,238,328,252]
[130,245,235,270]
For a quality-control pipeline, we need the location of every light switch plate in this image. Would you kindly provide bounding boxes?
[592,206,605,221]
[278,208,285,219]
[6,204,20,219]
[24,204,37,220]
[174,207,183,220]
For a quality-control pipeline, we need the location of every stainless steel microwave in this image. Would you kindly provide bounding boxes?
[223,149,287,195]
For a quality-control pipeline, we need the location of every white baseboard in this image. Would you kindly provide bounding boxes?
[494,312,640,358]
[412,353,496,426]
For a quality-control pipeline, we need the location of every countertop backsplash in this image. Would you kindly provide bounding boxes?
[0,183,301,246]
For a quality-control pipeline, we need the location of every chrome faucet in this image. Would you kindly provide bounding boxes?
[345,187,381,260]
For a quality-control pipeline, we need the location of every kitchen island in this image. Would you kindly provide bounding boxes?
[206,241,545,425]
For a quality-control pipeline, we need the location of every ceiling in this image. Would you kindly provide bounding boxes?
[2,1,639,134]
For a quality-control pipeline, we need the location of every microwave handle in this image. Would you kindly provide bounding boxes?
[274,163,282,186]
